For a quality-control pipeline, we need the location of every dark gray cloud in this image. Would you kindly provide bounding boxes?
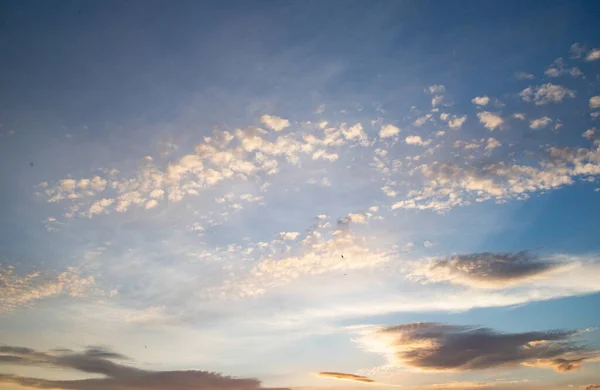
[0,345,288,390]
[361,322,597,372]
[317,372,376,383]
[411,251,565,288]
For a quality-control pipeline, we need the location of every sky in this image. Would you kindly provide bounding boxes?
[1,1,600,389]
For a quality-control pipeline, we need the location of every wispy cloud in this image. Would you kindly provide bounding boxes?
[316,372,376,384]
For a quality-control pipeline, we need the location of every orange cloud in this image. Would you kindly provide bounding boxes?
[317,372,376,384]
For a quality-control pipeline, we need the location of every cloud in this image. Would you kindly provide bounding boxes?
[584,385,600,390]
[316,372,376,384]
[0,266,98,314]
[583,128,596,140]
[485,137,501,151]
[590,96,600,109]
[379,124,400,138]
[530,117,553,129]
[408,251,568,289]
[342,123,369,146]
[278,232,301,241]
[477,112,503,130]
[515,72,535,80]
[0,345,286,390]
[390,141,600,211]
[212,218,393,298]
[513,113,526,120]
[520,83,575,105]
[544,58,582,78]
[405,136,431,146]
[355,322,598,373]
[260,114,291,131]
[471,96,490,106]
[413,114,432,127]
[427,85,445,95]
[431,95,444,107]
[312,149,339,162]
[586,49,600,61]
[448,115,467,129]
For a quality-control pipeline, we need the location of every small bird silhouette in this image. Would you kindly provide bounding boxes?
[341,254,344,258]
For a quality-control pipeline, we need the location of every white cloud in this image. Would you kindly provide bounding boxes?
[590,96,600,109]
[471,96,490,106]
[448,115,467,129]
[570,43,585,59]
[145,199,158,209]
[586,48,600,61]
[381,186,397,197]
[427,85,445,95]
[342,123,369,145]
[347,213,368,224]
[512,113,526,120]
[214,223,394,298]
[413,114,432,127]
[530,117,553,129]
[390,141,600,212]
[0,266,99,313]
[88,198,115,216]
[379,124,400,138]
[520,83,575,105]
[544,57,582,78]
[431,95,444,107]
[485,137,501,151]
[260,114,290,131]
[583,128,596,140]
[279,232,301,241]
[477,112,504,130]
[405,135,431,146]
[315,104,325,114]
[515,72,534,80]
[440,113,450,121]
[312,149,339,162]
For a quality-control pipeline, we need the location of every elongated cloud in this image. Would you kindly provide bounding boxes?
[0,345,287,390]
[408,251,567,289]
[356,322,598,373]
[317,372,376,383]
[520,83,575,105]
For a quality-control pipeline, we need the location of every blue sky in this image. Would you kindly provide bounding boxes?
[1,1,600,390]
